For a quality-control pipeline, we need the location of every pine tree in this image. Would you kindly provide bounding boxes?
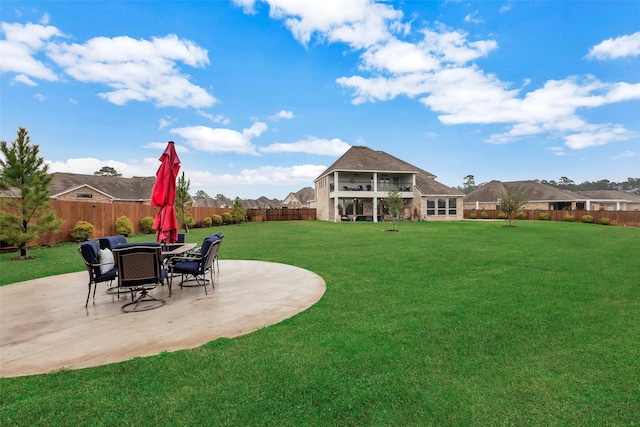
[0,127,62,258]
[174,171,193,232]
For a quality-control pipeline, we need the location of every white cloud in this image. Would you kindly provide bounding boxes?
[0,22,61,82]
[47,34,216,108]
[34,93,46,101]
[547,146,566,156]
[1,21,217,108]
[13,74,38,86]
[610,150,638,160]
[464,11,483,24]
[564,124,632,149]
[499,3,512,13]
[189,164,326,188]
[586,31,640,60]
[270,110,295,120]
[197,110,230,124]
[158,117,173,129]
[260,136,350,155]
[170,122,267,155]
[237,0,404,49]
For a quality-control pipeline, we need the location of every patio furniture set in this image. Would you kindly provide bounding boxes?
[78,232,224,312]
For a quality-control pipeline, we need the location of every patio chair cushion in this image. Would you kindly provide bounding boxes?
[98,248,115,274]
[80,240,100,266]
[99,235,128,250]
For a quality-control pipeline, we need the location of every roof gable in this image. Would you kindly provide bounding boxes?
[316,146,435,179]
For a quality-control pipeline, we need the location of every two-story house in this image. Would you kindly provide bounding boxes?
[314,146,464,222]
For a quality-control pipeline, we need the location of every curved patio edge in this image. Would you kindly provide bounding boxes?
[0,260,326,378]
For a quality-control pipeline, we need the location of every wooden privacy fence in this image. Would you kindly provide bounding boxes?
[464,209,640,226]
[24,201,315,245]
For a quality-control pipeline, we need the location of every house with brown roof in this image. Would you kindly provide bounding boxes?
[314,146,463,222]
[281,187,315,209]
[49,172,156,204]
[464,180,585,211]
[464,180,640,212]
[574,190,640,211]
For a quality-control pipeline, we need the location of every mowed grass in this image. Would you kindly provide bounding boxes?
[1,220,639,425]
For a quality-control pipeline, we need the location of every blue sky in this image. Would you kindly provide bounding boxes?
[1,1,639,200]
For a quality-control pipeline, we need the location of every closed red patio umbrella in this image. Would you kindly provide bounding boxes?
[151,141,181,244]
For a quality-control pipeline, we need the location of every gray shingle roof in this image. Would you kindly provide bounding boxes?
[575,190,640,203]
[291,186,315,204]
[317,146,435,178]
[316,146,462,196]
[49,172,156,201]
[464,180,583,202]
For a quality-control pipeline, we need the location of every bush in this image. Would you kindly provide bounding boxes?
[515,212,527,220]
[539,212,549,221]
[563,215,574,222]
[185,217,196,228]
[468,212,477,219]
[222,212,233,224]
[212,214,223,226]
[498,212,506,219]
[600,217,611,225]
[246,211,253,222]
[139,216,155,234]
[202,216,212,227]
[70,220,94,241]
[480,211,489,219]
[115,215,133,236]
[581,215,594,224]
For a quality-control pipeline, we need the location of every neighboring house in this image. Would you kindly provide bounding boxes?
[49,172,155,204]
[464,180,640,212]
[314,146,464,222]
[193,198,227,208]
[243,196,282,209]
[464,180,585,211]
[193,196,281,209]
[574,190,640,211]
[281,187,315,209]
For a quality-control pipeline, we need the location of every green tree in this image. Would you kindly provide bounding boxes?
[215,193,232,206]
[194,190,209,200]
[174,171,193,232]
[0,127,62,258]
[230,197,247,225]
[94,166,121,176]
[385,185,404,231]
[462,174,477,194]
[498,190,528,227]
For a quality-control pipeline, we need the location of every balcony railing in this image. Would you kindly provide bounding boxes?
[330,183,412,193]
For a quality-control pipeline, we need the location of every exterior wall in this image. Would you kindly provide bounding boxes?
[315,178,331,221]
[55,188,112,203]
[422,196,464,221]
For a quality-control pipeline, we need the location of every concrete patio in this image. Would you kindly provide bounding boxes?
[0,260,326,378]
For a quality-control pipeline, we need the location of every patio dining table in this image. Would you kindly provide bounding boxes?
[161,242,197,258]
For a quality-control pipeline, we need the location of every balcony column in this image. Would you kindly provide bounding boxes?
[333,171,340,222]
[586,200,591,210]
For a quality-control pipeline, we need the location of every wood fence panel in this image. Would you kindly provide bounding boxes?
[16,202,316,245]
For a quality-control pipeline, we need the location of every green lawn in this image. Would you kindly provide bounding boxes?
[1,220,639,425]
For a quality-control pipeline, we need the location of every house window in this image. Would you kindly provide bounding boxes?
[448,198,457,215]
[438,198,446,215]
[427,198,435,216]
[76,193,93,199]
